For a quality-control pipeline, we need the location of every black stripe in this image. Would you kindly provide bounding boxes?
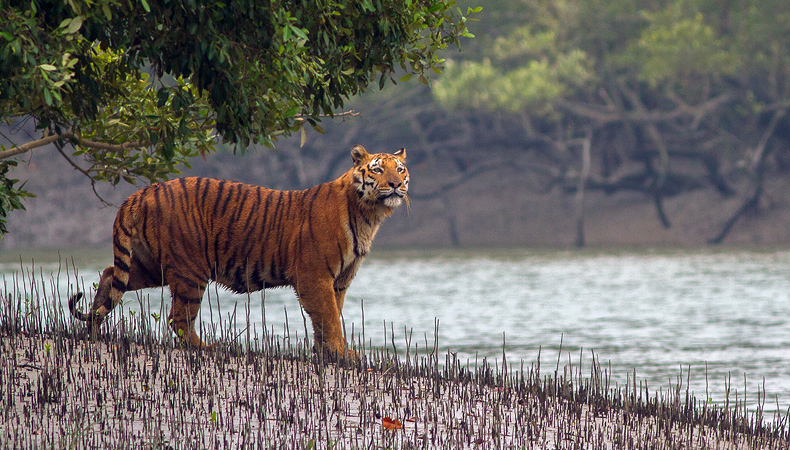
[266,191,284,244]
[112,278,127,291]
[218,185,246,268]
[169,271,206,291]
[259,189,275,245]
[308,184,322,205]
[150,185,164,263]
[212,179,228,218]
[337,241,346,272]
[250,261,264,291]
[113,234,130,256]
[232,265,247,292]
[199,177,212,203]
[177,185,199,238]
[214,183,237,274]
[139,200,150,248]
[115,206,132,238]
[113,257,130,273]
[237,189,264,274]
[346,193,362,255]
[325,257,335,278]
[178,177,189,202]
[307,186,321,243]
[163,181,175,209]
[349,216,360,256]
[222,187,251,256]
[218,182,238,216]
[275,193,291,280]
[195,179,213,273]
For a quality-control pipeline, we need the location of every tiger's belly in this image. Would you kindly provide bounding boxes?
[213,267,290,294]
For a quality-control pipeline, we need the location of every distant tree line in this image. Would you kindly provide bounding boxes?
[423,0,790,244]
[4,0,790,246]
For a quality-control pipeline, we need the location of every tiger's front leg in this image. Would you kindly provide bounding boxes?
[296,278,355,359]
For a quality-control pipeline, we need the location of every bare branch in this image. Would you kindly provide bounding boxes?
[750,109,786,172]
[575,130,592,247]
[0,131,74,160]
[78,138,150,152]
[409,159,506,200]
[54,141,115,207]
[329,109,360,118]
[556,92,735,126]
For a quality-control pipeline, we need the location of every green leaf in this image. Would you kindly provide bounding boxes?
[163,142,175,161]
[39,64,57,71]
[102,3,112,20]
[290,26,308,41]
[157,88,170,108]
[66,16,83,34]
[399,73,413,82]
[140,0,150,13]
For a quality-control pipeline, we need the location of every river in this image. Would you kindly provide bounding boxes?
[2,246,789,415]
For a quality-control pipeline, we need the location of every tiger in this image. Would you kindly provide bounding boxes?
[69,145,409,358]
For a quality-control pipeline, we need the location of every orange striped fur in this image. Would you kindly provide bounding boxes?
[69,145,409,356]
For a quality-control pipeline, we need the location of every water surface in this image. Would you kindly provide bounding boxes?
[2,247,789,414]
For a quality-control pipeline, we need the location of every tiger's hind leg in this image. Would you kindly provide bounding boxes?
[69,243,164,333]
[166,275,209,348]
[68,266,116,329]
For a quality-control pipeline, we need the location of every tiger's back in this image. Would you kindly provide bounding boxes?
[69,145,409,356]
[126,178,324,292]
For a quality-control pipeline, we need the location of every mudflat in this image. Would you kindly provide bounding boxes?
[2,326,787,449]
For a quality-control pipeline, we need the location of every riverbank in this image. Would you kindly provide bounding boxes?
[1,298,788,449]
[5,135,790,250]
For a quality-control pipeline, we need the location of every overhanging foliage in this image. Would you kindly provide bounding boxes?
[0,0,478,237]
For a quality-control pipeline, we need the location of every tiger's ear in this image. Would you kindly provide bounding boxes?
[394,147,406,162]
[351,145,371,166]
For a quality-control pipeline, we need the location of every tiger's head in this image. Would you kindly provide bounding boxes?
[350,145,409,209]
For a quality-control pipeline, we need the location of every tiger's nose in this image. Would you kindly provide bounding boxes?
[388,179,402,189]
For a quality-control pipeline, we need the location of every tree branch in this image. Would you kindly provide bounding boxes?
[0,131,74,160]
[575,131,592,247]
[556,92,735,126]
[53,140,115,207]
[78,138,150,152]
[710,108,787,244]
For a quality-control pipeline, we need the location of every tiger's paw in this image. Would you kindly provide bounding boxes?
[316,341,360,364]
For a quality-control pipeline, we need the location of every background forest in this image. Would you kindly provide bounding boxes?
[4,0,790,249]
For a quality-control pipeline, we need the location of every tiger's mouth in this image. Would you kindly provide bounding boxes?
[379,190,406,201]
[379,190,406,207]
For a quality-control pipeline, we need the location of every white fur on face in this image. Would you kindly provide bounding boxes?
[353,154,409,206]
[383,196,403,208]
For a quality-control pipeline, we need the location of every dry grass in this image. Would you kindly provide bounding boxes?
[1,267,789,449]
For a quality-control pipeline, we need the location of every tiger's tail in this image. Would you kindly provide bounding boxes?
[68,204,135,330]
